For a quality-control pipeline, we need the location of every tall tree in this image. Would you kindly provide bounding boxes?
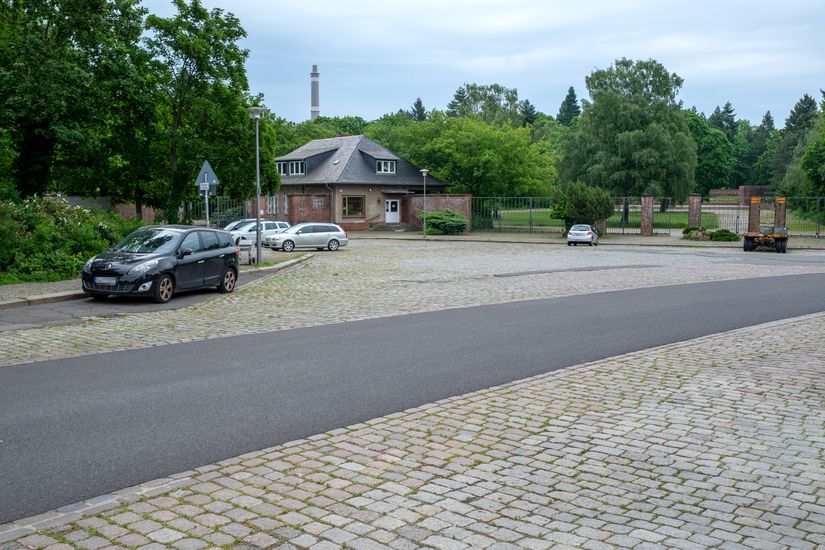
[556,86,581,126]
[1,0,148,197]
[560,58,696,201]
[708,101,737,142]
[444,83,522,127]
[518,100,538,127]
[144,0,252,219]
[408,98,427,122]
[685,110,733,195]
[766,94,820,186]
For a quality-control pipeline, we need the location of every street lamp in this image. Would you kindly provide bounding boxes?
[420,168,428,238]
[247,106,268,264]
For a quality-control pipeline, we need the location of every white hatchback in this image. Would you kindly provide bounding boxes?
[567,224,599,246]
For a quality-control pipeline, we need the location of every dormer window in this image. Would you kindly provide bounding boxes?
[376,160,396,174]
[278,161,305,176]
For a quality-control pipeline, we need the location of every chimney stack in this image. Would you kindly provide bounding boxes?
[310,64,320,120]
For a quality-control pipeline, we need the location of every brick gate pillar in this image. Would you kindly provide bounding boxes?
[594,219,606,234]
[640,194,653,236]
[774,197,787,228]
[747,197,761,233]
[688,193,702,228]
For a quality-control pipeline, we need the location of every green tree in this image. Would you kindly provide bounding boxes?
[685,110,733,195]
[518,99,538,126]
[387,113,555,197]
[1,0,148,197]
[766,94,820,186]
[552,181,613,228]
[144,0,252,220]
[444,83,522,127]
[408,98,427,122]
[560,58,696,201]
[557,86,581,126]
[801,116,825,196]
[708,101,737,142]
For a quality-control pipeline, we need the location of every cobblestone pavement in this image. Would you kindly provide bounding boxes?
[3,240,825,366]
[2,311,824,549]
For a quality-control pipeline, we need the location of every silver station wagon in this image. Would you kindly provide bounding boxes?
[264,222,348,252]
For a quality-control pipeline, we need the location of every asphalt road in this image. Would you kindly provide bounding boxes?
[0,269,276,332]
[2,273,825,523]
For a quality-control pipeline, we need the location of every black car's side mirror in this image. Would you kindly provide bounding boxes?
[178,247,194,258]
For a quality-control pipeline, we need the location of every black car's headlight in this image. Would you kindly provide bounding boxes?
[83,258,94,273]
[128,259,159,276]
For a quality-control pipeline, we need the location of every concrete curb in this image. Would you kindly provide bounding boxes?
[0,254,313,312]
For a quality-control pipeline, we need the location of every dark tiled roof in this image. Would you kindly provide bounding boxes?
[276,135,446,188]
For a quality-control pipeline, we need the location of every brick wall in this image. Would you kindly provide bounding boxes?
[286,194,331,225]
[402,195,473,231]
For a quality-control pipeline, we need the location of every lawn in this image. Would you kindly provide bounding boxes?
[474,207,721,232]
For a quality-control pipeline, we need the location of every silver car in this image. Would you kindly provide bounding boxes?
[265,222,348,252]
[567,224,599,246]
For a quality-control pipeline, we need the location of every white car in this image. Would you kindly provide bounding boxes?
[230,221,290,245]
[567,224,599,246]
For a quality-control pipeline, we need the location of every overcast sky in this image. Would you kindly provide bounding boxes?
[142,0,824,127]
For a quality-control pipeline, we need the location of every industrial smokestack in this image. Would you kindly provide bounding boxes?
[310,64,320,120]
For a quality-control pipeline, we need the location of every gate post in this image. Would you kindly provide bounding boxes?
[640,194,653,236]
[688,193,702,228]
[774,197,786,228]
[747,197,761,233]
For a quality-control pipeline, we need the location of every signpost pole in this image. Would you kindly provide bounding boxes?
[204,174,210,227]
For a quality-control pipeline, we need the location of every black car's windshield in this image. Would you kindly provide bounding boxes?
[112,228,182,254]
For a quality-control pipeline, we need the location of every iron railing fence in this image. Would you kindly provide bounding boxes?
[470,197,564,234]
[186,197,247,229]
[701,197,823,237]
[605,197,681,236]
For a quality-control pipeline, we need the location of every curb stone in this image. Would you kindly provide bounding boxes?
[0,254,312,312]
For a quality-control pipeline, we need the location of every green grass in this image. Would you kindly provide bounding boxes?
[708,195,739,203]
[606,211,719,229]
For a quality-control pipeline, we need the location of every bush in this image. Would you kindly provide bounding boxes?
[419,208,469,235]
[0,196,146,282]
[552,181,614,228]
[709,228,739,241]
[682,226,704,235]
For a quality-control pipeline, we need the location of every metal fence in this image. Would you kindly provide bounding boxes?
[471,197,564,233]
[186,197,247,229]
[471,195,825,238]
[701,197,824,237]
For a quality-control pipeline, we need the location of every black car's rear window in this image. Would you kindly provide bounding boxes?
[112,228,182,254]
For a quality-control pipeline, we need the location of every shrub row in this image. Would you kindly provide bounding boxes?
[0,196,145,283]
[682,227,740,241]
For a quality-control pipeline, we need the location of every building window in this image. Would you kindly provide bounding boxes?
[376,160,396,174]
[266,195,278,216]
[289,161,305,175]
[342,196,365,217]
[277,162,288,176]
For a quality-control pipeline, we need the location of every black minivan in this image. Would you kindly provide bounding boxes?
[82,225,240,303]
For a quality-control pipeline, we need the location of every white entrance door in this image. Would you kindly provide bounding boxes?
[385,199,400,223]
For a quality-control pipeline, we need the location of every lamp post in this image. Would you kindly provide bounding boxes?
[420,168,428,238]
[247,106,268,264]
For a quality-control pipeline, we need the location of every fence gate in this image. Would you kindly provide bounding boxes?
[470,197,564,234]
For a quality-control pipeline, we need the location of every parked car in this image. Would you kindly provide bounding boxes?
[223,218,258,232]
[82,225,240,303]
[230,220,290,245]
[264,222,348,252]
[567,224,599,246]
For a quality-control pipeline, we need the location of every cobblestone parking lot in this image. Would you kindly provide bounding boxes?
[2,239,825,548]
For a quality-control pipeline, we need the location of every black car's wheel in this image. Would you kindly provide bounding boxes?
[282,240,295,252]
[153,274,175,303]
[328,239,340,251]
[218,268,237,293]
